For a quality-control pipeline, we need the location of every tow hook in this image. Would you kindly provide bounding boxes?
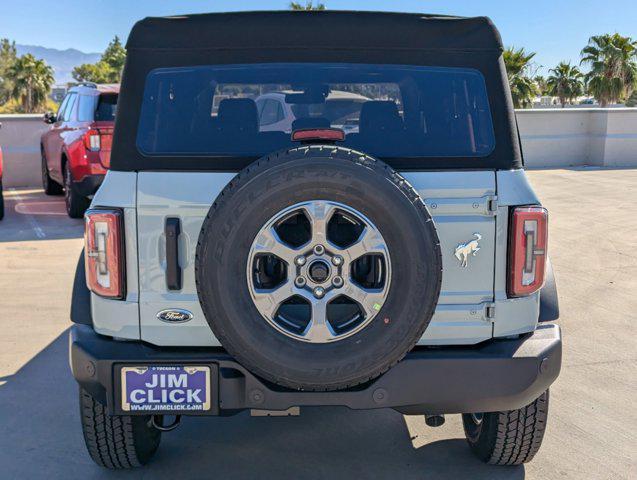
[424,414,445,427]
[150,415,182,432]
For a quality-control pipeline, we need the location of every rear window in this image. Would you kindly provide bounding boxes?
[77,93,118,122]
[95,94,118,121]
[136,63,495,159]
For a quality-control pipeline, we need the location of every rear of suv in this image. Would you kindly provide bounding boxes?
[69,11,561,469]
[41,83,118,218]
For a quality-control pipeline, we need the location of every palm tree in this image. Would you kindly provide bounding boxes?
[581,33,637,106]
[503,47,540,108]
[289,2,326,10]
[547,62,584,107]
[0,38,17,104]
[534,75,549,96]
[7,54,54,112]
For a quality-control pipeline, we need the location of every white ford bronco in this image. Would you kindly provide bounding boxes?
[70,11,561,469]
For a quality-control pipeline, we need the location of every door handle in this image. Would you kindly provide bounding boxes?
[165,218,182,290]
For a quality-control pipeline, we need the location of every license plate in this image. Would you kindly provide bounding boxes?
[121,366,211,412]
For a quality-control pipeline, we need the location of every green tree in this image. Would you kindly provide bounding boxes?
[547,62,584,107]
[289,2,326,10]
[534,75,549,96]
[626,90,637,107]
[503,47,540,108]
[7,53,55,112]
[72,62,116,84]
[580,33,637,106]
[0,38,17,104]
[72,36,127,84]
[101,36,126,72]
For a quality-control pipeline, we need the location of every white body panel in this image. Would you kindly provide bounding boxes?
[90,169,540,346]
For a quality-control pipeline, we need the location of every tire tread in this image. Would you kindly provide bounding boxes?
[79,388,160,469]
[463,390,549,466]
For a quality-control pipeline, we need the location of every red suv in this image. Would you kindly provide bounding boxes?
[41,83,118,217]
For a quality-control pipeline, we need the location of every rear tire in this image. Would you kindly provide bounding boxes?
[41,148,63,195]
[64,161,90,218]
[462,390,549,465]
[79,388,161,469]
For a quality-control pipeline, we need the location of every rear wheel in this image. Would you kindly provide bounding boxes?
[79,388,161,469]
[462,390,549,465]
[41,148,63,195]
[64,161,90,218]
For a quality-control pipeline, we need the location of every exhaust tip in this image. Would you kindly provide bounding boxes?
[424,414,445,427]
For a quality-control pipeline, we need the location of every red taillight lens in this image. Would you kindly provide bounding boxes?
[83,129,101,151]
[508,206,548,297]
[292,128,345,143]
[85,209,125,299]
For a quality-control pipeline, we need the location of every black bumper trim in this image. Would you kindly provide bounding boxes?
[69,323,562,416]
[72,174,104,197]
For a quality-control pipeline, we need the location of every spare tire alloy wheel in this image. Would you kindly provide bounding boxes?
[196,146,442,391]
[248,200,391,343]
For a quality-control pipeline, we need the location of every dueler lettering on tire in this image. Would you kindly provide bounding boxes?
[195,146,442,391]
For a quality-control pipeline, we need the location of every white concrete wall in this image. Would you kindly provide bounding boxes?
[1,110,636,188]
[0,115,50,188]
[516,108,637,168]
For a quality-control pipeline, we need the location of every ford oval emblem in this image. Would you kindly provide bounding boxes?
[157,309,194,323]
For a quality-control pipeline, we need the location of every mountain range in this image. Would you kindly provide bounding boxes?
[16,44,101,85]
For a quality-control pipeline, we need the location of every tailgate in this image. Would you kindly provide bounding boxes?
[136,171,497,346]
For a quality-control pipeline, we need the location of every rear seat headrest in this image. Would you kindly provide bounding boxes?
[359,101,403,135]
[217,98,258,133]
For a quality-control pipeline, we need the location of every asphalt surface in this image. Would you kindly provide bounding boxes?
[0,169,635,479]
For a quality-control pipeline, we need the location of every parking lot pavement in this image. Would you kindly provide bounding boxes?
[0,170,636,480]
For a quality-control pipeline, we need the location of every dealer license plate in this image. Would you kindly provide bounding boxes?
[121,366,211,412]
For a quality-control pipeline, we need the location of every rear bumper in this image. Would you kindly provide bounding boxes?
[72,174,104,197]
[69,323,562,416]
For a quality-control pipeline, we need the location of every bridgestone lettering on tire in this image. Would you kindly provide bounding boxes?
[196,146,442,391]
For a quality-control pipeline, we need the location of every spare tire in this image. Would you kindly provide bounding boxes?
[196,146,442,391]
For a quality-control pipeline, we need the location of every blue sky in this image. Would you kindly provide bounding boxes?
[0,0,635,74]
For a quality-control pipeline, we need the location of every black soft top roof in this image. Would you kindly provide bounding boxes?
[112,11,521,172]
[127,11,503,53]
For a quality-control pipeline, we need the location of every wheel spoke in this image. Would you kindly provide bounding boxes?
[341,283,387,318]
[252,227,298,265]
[302,201,337,246]
[341,227,387,263]
[252,280,295,319]
[302,299,337,342]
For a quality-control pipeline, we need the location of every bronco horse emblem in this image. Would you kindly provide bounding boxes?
[454,233,482,268]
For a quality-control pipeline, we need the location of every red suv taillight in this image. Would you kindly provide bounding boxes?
[83,129,101,152]
[508,206,548,297]
[85,209,125,299]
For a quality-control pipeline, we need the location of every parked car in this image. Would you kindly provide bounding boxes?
[0,124,4,221]
[255,90,370,133]
[41,83,118,218]
[70,11,561,469]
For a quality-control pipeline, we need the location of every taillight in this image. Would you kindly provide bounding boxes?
[83,129,101,151]
[508,206,548,297]
[292,128,345,143]
[85,209,125,299]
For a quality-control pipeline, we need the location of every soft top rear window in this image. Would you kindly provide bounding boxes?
[136,63,495,160]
